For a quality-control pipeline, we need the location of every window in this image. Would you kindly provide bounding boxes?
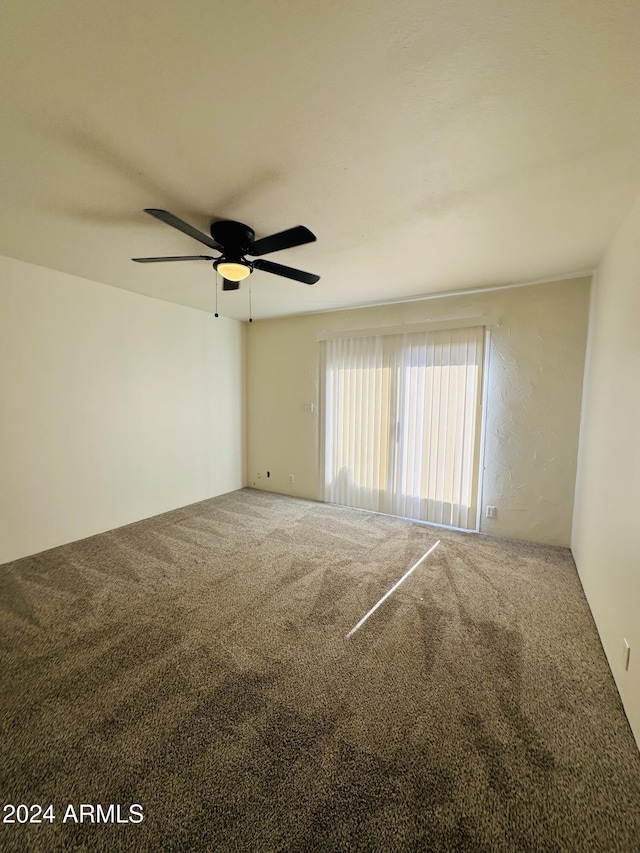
[321,326,485,530]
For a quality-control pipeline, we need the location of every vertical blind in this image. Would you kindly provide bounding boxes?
[321,326,485,530]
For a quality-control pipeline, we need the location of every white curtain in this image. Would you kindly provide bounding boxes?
[321,326,485,530]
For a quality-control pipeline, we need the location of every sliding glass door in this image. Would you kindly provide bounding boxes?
[321,326,485,530]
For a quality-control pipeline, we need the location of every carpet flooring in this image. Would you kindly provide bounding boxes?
[1,488,639,852]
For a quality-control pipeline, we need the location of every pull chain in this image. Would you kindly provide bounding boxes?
[249,279,253,323]
[215,271,219,317]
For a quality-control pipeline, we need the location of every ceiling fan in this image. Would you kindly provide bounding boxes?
[133,209,320,290]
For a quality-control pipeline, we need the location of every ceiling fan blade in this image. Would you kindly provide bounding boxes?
[132,255,216,263]
[144,209,222,251]
[222,279,240,291]
[248,225,316,256]
[253,259,319,285]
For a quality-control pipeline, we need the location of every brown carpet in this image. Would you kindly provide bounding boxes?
[1,488,639,852]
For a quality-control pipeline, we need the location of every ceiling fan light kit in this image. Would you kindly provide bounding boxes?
[132,209,320,297]
[215,261,251,282]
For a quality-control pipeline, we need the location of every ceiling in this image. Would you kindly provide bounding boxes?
[1,0,640,321]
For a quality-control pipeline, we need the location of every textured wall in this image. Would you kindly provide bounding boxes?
[0,255,245,564]
[572,194,640,748]
[247,277,590,546]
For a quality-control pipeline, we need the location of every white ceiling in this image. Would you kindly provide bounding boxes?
[1,0,639,320]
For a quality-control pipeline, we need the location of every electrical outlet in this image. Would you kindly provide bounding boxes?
[623,639,631,671]
[289,474,295,484]
[257,472,262,479]
[304,402,315,413]
[486,505,497,519]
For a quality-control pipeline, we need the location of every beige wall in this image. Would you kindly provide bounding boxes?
[247,277,590,546]
[0,255,245,564]
[572,196,640,748]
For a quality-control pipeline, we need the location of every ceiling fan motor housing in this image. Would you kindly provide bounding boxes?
[210,220,255,253]
[211,220,255,288]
